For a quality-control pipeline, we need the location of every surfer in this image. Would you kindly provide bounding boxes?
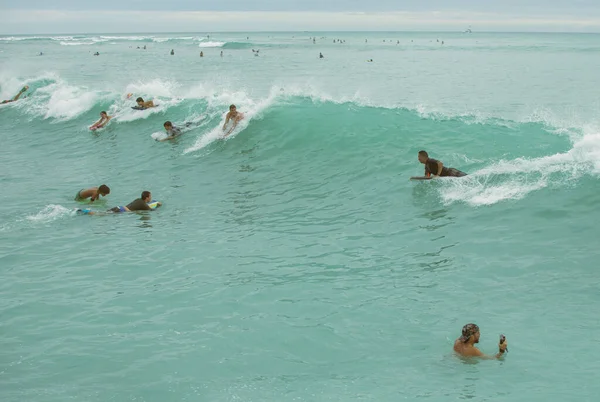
[418,150,467,178]
[90,111,112,130]
[222,104,244,137]
[109,191,161,213]
[454,323,507,359]
[93,52,100,56]
[135,97,155,110]
[1,86,29,104]
[319,52,324,59]
[75,185,111,203]
[200,51,204,57]
[159,120,197,141]
[170,49,174,55]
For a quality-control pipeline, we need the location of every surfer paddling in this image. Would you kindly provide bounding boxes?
[90,111,112,130]
[1,85,29,104]
[222,104,244,137]
[75,185,111,203]
[418,150,467,178]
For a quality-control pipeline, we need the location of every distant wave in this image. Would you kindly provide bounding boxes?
[198,41,226,48]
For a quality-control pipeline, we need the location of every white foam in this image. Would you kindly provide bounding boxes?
[36,83,100,121]
[26,205,75,223]
[438,132,600,206]
[199,41,226,48]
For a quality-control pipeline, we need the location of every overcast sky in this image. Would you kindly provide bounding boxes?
[2,0,600,34]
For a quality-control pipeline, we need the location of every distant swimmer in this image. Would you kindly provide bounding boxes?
[93,52,100,56]
[143,45,146,50]
[418,150,467,178]
[1,86,29,104]
[109,191,161,213]
[170,49,174,55]
[222,104,244,136]
[319,52,324,59]
[135,97,156,110]
[220,51,223,57]
[200,51,204,57]
[75,185,110,203]
[367,59,373,62]
[90,111,112,130]
[39,52,43,56]
[454,323,507,359]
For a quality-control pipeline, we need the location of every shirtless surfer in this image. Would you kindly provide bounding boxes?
[222,104,244,136]
[75,185,110,203]
[90,111,112,130]
[135,97,156,110]
[418,150,467,178]
[1,86,29,104]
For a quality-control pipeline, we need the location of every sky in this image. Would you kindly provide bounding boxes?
[1,0,600,34]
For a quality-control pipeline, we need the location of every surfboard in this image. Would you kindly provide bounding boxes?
[410,176,432,181]
[148,200,161,209]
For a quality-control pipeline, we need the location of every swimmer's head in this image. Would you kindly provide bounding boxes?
[460,323,480,343]
[229,104,237,112]
[164,121,173,131]
[100,111,107,117]
[141,191,151,202]
[418,150,429,163]
[99,184,110,196]
[136,97,144,105]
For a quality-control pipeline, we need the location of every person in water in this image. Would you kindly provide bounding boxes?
[90,111,112,129]
[222,104,245,136]
[1,86,29,104]
[200,51,204,57]
[454,323,507,359]
[170,49,174,55]
[418,150,467,178]
[109,191,161,213]
[75,185,110,203]
[135,97,155,109]
[319,52,324,59]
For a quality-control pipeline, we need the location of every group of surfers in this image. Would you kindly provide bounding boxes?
[90,98,245,140]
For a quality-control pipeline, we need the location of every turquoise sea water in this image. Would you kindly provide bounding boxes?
[1,31,600,401]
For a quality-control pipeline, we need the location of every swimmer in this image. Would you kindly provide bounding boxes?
[319,52,324,59]
[1,86,29,104]
[75,184,110,203]
[109,191,161,212]
[90,111,112,130]
[170,49,174,55]
[135,97,155,109]
[418,150,467,178]
[454,324,507,359]
[222,104,244,136]
[220,51,223,57]
[200,51,204,57]
[93,52,100,56]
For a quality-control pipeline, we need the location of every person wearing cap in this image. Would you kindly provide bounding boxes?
[453,323,507,359]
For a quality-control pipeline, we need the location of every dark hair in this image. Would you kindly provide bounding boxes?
[136,97,144,102]
[418,150,429,158]
[100,111,107,115]
[141,191,151,200]
[99,184,110,195]
[229,104,236,109]
[164,121,172,127]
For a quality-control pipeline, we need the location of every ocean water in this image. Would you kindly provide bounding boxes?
[1,31,600,401]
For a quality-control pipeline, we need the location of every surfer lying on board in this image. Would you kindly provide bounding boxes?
[454,323,507,359]
[1,86,29,104]
[160,120,200,142]
[222,104,244,136]
[75,185,111,202]
[108,191,161,213]
[418,150,467,178]
[90,111,112,130]
[135,97,156,110]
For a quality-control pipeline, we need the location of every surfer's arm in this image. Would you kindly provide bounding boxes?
[432,161,443,177]
[222,113,231,130]
[92,118,102,126]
